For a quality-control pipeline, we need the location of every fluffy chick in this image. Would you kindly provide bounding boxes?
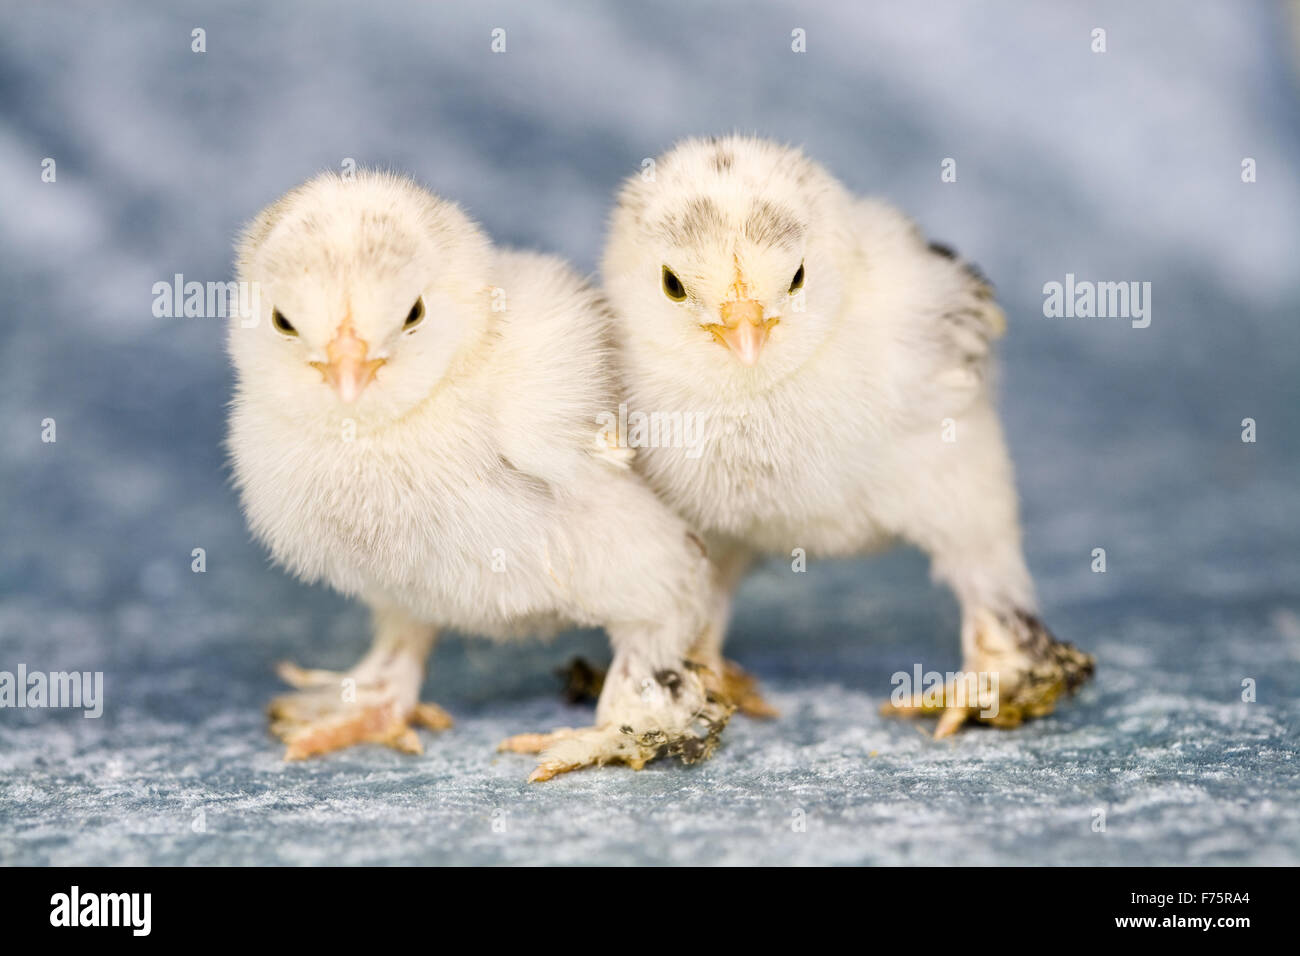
[602,136,1093,736]
[227,170,730,779]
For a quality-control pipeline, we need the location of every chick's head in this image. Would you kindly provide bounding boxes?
[230,171,491,423]
[603,135,847,394]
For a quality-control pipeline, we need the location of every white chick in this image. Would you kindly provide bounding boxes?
[602,136,1093,736]
[227,170,731,780]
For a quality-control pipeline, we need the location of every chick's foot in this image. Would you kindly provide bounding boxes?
[555,655,776,718]
[269,653,451,760]
[883,608,1094,737]
[500,659,734,782]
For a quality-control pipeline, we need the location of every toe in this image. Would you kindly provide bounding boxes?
[933,706,971,738]
[412,701,454,731]
[276,699,442,760]
[722,660,780,719]
[527,762,568,783]
[281,705,396,760]
[268,687,337,724]
[497,729,575,754]
[388,727,423,755]
[275,660,345,689]
[528,727,636,782]
[523,734,684,780]
[880,691,943,719]
[527,760,570,783]
[737,694,781,719]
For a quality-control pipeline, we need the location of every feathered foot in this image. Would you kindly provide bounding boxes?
[501,659,734,782]
[269,656,452,760]
[883,608,1094,738]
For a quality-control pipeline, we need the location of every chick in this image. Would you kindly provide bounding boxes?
[601,136,1093,736]
[227,170,730,779]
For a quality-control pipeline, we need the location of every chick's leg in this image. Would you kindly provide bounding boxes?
[500,510,735,780]
[881,404,1094,735]
[552,539,775,718]
[269,605,450,759]
[688,538,778,718]
[500,469,749,780]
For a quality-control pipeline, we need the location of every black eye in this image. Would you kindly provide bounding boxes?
[271,308,297,336]
[789,263,805,293]
[662,266,687,301]
[404,297,425,330]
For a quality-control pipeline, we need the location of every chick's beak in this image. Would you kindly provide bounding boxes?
[309,318,385,403]
[707,299,775,367]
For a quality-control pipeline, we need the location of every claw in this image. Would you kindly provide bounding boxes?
[528,762,579,784]
[527,766,554,784]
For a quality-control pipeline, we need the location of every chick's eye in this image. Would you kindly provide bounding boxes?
[662,266,687,302]
[404,296,425,330]
[789,263,805,293]
[271,308,297,336]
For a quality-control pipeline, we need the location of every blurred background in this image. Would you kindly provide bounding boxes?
[1,1,1297,865]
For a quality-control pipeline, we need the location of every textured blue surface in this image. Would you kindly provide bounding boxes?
[1,1,1298,865]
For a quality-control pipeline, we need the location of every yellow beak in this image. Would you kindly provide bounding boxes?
[309,318,385,403]
[706,299,775,367]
